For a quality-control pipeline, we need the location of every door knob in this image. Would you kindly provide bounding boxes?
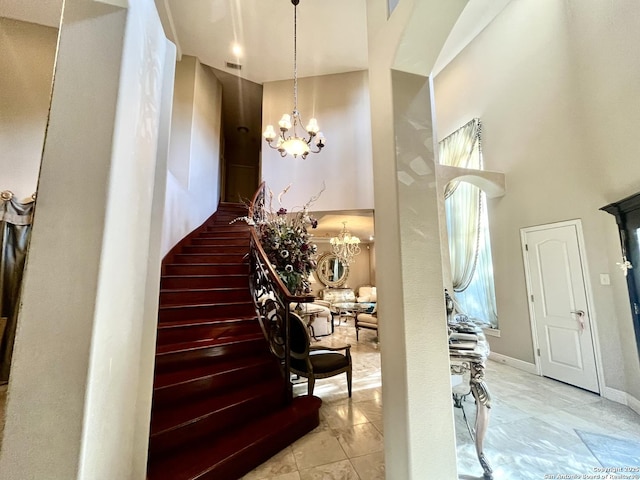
[571,310,585,331]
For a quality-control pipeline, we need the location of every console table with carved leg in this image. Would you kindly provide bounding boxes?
[449,327,492,479]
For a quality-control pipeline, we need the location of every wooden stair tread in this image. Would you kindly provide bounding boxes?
[149,202,322,480]
[158,316,257,329]
[150,378,283,435]
[153,354,274,390]
[156,332,264,356]
[159,300,253,310]
[147,396,321,480]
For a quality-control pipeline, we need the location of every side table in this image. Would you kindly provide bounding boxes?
[449,325,492,479]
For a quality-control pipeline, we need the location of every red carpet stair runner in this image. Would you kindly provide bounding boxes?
[147,202,321,480]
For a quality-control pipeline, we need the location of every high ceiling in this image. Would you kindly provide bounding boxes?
[161,0,369,85]
[1,0,512,238]
[1,0,512,84]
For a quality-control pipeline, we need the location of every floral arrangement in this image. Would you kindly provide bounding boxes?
[234,184,323,295]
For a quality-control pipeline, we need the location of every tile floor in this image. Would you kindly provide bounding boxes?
[243,322,640,480]
[0,324,638,479]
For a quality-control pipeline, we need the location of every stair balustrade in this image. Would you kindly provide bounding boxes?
[247,182,314,403]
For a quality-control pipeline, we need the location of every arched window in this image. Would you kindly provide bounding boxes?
[439,119,498,328]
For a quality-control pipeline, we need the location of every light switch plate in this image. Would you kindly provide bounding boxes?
[600,273,611,285]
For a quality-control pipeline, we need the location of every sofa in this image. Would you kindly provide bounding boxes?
[318,288,357,325]
[318,287,355,304]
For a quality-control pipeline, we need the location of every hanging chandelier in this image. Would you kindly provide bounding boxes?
[330,222,361,265]
[262,0,325,159]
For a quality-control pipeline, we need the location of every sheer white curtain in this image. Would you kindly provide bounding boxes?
[439,119,498,328]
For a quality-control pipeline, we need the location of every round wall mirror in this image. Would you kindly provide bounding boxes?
[315,253,349,287]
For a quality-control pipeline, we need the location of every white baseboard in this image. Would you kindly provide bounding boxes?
[489,352,538,375]
[602,386,628,404]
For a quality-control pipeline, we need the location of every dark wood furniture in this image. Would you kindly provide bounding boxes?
[289,312,352,397]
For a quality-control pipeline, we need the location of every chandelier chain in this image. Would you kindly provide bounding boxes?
[293,2,298,115]
[261,0,325,158]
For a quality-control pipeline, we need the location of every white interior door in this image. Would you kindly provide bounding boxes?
[522,222,600,393]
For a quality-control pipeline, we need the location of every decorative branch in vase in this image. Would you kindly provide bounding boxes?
[234,183,324,295]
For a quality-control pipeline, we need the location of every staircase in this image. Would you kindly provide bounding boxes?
[147,202,321,480]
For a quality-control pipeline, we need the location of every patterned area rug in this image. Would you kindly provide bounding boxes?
[576,430,640,468]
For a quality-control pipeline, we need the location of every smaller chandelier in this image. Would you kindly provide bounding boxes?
[262,0,325,159]
[330,222,361,265]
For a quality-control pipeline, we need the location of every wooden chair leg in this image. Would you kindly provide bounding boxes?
[346,367,352,397]
[355,325,360,341]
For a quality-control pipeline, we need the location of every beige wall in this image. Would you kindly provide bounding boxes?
[0,0,175,478]
[0,18,58,200]
[261,70,374,212]
[310,242,372,297]
[434,0,640,400]
[366,0,468,477]
[162,56,223,256]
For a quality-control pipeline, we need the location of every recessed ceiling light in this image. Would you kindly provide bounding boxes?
[232,44,242,56]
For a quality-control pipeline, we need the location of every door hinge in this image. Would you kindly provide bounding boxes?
[537,348,541,356]
[530,294,534,302]
[525,244,529,251]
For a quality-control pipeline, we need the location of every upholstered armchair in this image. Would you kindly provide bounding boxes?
[289,312,352,397]
[355,303,378,341]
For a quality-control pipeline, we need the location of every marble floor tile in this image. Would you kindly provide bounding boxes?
[290,430,347,470]
[571,399,640,439]
[243,472,301,480]
[576,430,640,468]
[335,422,384,458]
[242,447,297,480]
[298,459,360,480]
[355,399,383,424]
[4,319,637,479]
[485,418,601,472]
[350,451,385,480]
[323,403,370,430]
[371,418,384,435]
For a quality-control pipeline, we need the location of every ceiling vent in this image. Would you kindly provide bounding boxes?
[225,61,242,70]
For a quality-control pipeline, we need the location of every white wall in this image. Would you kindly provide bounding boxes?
[0,18,57,200]
[0,0,175,478]
[261,70,374,212]
[161,56,223,256]
[433,0,640,400]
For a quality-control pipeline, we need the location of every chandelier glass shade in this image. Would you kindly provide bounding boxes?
[330,222,361,265]
[262,0,325,159]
